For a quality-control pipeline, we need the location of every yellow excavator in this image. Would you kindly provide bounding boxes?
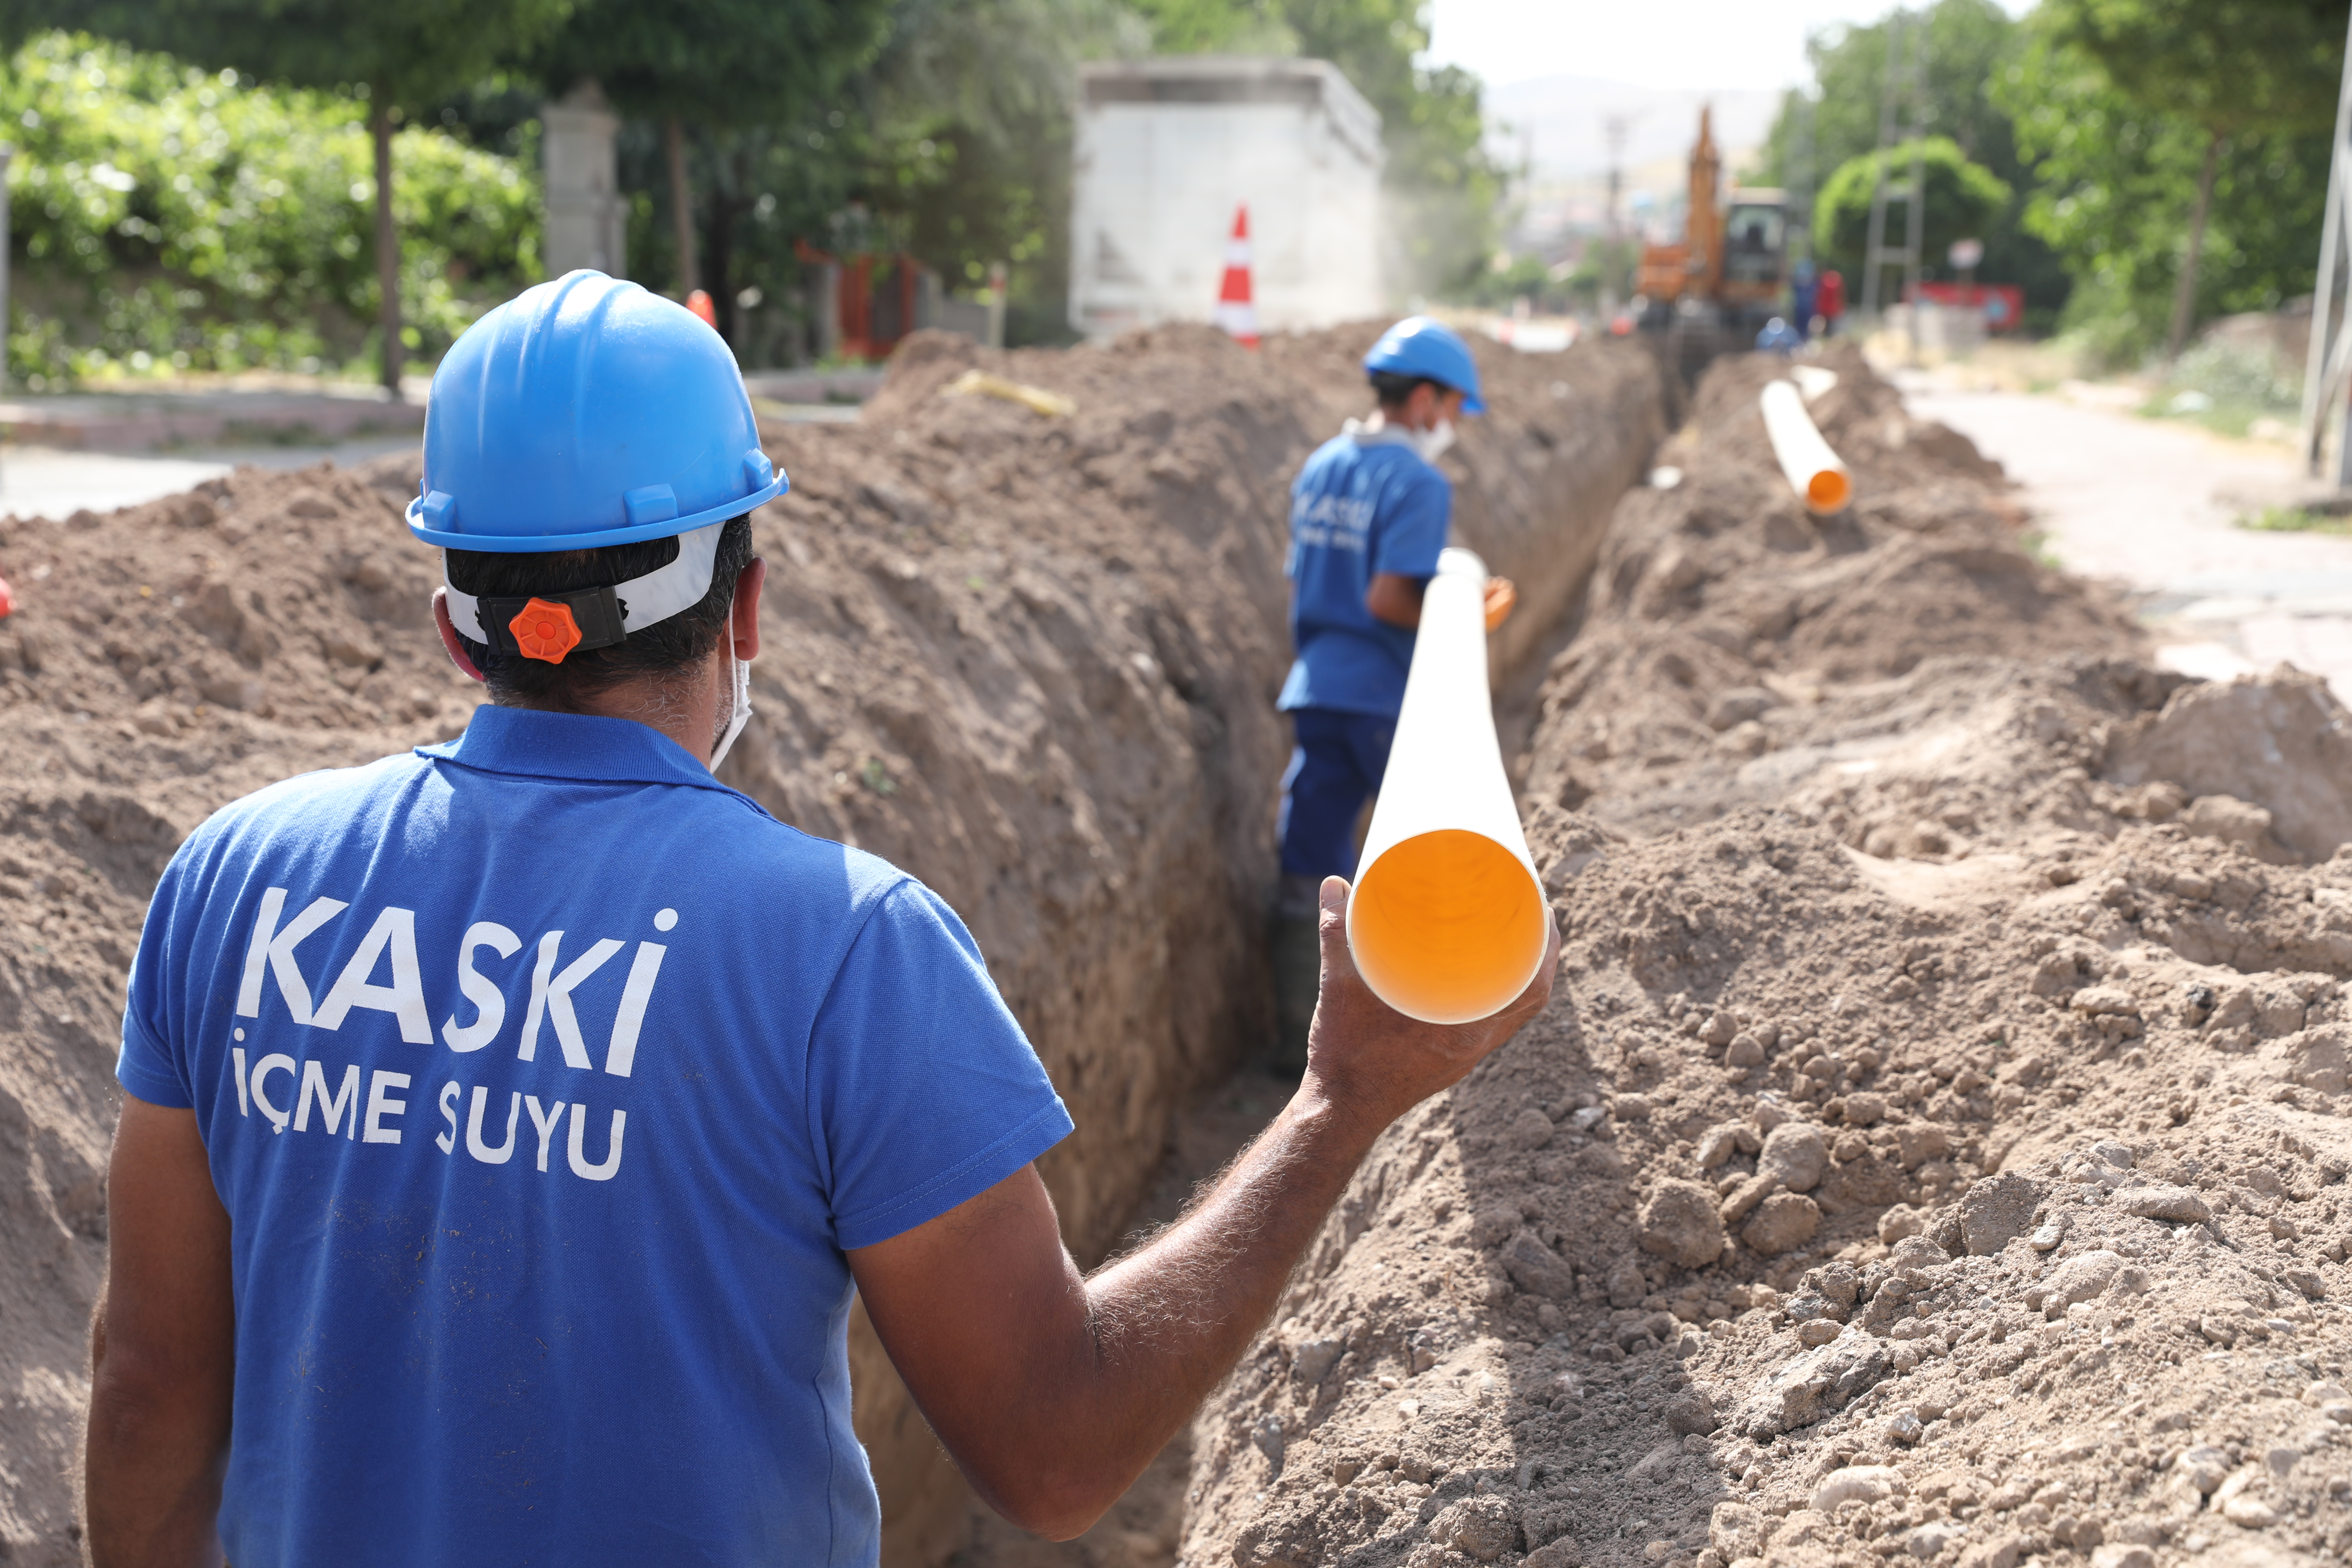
[1633,107,1789,351]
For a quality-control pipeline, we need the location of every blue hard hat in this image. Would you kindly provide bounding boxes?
[406,270,787,552]
[1363,316,1486,414]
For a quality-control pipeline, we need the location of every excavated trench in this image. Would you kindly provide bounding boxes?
[0,323,1666,1566]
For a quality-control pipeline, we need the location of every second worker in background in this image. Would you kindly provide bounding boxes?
[1271,317,1513,1071]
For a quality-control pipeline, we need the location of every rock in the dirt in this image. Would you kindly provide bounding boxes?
[1665,1387,1718,1435]
[1525,1540,1581,1568]
[1709,1502,1767,1559]
[1502,1231,1577,1300]
[1742,1192,1821,1255]
[1758,1122,1828,1192]
[1958,1171,2043,1255]
[1878,1204,1926,1244]
[1887,1234,1951,1271]
[2041,1249,2124,1318]
[1292,1337,1345,1385]
[1811,1464,1907,1511]
[1429,1496,1518,1562]
[2115,1183,2212,1224]
[1639,1180,1728,1267]
[2088,1547,2154,1568]
[2176,1446,2232,1494]
[1958,1533,2026,1568]
[1718,1172,1777,1226]
[1908,1521,1966,1559]
[1733,1327,1890,1437]
[1509,1106,1556,1150]
[1696,1124,1744,1168]
[1606,1261,1646,1309]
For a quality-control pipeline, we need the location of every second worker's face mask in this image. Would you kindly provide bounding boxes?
[1411,418,1457,464]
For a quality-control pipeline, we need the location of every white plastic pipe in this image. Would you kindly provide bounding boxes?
[1760,378,1853,514]
[1345,548,1548,1025]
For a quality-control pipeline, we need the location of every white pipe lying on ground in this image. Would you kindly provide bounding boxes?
[1761,378,1853,514]
[1346,547,1548,1025]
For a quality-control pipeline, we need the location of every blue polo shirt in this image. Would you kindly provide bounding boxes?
[1276,426,1451,718]
[116,705,1073,1567]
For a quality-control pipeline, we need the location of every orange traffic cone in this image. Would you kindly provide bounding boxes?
[686,289,717,328]
[1214,204,1259,348]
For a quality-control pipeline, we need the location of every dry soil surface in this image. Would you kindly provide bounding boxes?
[0,324,1662,1565]
[1182,349,2352,1568]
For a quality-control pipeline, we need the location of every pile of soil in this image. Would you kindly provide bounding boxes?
[1182,352,2352,1568]
[0,323,1663,1565]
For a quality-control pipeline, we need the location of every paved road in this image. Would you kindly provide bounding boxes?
[0,437,420,523]
[1900,374,2352,703]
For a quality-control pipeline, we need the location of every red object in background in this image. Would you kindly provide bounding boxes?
[1815,269,1845,321]
[686,289,718,327]
[1912,281,2025,334]
[1213,204,1260,348]
[0,574,13,618]
[793,240,925,361]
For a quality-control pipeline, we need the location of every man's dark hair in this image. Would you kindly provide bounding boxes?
[1369,370,1444,410]
[444,515,756,709]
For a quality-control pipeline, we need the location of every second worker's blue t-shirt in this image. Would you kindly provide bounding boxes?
[115,704,1074,1567]
[1276,425,1452,718]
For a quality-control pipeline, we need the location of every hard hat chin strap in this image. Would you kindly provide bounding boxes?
[442,519,730,653]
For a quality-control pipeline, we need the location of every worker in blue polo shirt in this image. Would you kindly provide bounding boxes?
[83,273,1555,1565]
[1270,317,1513,1071]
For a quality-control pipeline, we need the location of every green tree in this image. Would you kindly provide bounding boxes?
[2038,0,2347,357]
[11,0,572,395]
[1814,137,2011,295]
[1761,0,2068,322]
[1994,14,2335,362]
[0,31,540,384]
[527,0,892,335]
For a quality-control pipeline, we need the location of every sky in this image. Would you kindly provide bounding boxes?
[1425,0,2039,94]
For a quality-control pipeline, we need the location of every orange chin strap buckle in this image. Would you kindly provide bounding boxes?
[509,597,584,663]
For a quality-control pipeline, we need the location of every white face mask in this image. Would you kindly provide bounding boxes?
[709,642,752,772]
[1410,419,1457,463]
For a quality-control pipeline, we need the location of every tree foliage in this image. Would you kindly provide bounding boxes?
[1761,0,2068,322]
[1812,137,2011,285]
[0,32,540,384]
[1993,8,2337,361]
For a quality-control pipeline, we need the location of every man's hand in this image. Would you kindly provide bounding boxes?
[85,1097,233,1568]
[1483,576,1517,631]
[851,877,1556,1539]
[1301,874,1556,1131]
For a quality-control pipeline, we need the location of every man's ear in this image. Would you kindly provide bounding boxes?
[730,557,766,662]
[432,588,488,684]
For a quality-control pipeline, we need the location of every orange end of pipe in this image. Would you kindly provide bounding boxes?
[1807,469,1851,513]
[1350,828,1548,1024]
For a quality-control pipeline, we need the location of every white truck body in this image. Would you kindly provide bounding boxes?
[1069,57,1384,340]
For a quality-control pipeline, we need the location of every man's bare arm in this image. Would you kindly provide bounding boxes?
[1364,571,1425,628]
[85,1098,234,1568]
[850,875,1558,1539]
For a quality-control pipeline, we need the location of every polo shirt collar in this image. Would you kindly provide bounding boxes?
[418,704,736,794]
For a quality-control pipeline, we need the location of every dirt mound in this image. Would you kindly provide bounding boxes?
[1182,355,2352,1568]
[0,323,1663,1564]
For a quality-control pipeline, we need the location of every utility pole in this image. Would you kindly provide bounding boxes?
[2298,4,2352,482]
[1603,113,1631,314]
[1861,7,1930,356]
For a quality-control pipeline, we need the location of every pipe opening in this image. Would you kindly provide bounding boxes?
[1348,828,1548,1025]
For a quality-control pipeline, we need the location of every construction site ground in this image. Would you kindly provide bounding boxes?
[5,328,2352,1568]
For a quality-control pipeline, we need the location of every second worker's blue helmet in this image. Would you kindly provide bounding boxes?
[1363,316,1486,414]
